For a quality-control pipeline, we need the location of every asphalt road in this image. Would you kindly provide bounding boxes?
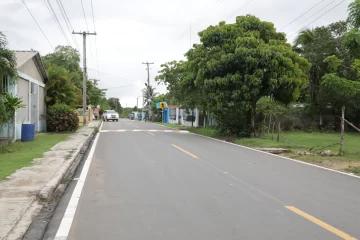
[50,119,360,240]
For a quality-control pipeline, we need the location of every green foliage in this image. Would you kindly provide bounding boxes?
[107,97,122,113]
[87,80,106,106]
[0,96,6,128]
[195,15,310,136]
[46,103,79,132]
[43,46,105,108]
[45,63,79,107]
[4,93,25,120]
[142,86,158,107]
[0,32,17,80]
[42,46,82,87]
[323,55,344,73]
[320,73,360,107]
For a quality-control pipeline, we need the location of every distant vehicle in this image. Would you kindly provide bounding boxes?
[127,113,134,120]
[103,110,119,122]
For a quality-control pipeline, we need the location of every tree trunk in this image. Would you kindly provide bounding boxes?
[203,109,206,128]
[191,109,194,127]
[340,106,345,155]
[319,112,323,131]
[250,103,256,138]
[268,114,272,134]
[277,122,281,142]
[262,115,267,137]
[272,122,275,141]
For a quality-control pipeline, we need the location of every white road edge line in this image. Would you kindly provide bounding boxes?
[190,132,360,180]
[54,133,100,239]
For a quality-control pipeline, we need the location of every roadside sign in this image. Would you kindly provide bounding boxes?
[160,102,166,109]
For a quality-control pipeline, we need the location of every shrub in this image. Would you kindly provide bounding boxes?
[47,103,79,132]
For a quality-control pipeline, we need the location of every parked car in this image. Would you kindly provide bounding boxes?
[103,110,119,122]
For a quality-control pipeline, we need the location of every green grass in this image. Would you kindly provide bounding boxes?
[154,122,182,128]
[0,133,70,180]
[187,127,218,138]
[236,131,360,159]
[185,127,360,174]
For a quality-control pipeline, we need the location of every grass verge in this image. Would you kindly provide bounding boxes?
[153,122,183,128]
[187,127,360,175]
[0,133,70,180]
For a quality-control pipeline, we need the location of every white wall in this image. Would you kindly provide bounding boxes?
[179,108,199,127]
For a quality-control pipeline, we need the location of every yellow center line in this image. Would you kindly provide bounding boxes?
[171,144,199,159]
[146,132,155,136]
[285,206,357,240]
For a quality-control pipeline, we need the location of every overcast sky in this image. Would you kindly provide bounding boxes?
[1,0,352,107]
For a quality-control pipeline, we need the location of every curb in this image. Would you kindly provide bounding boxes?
[2,123,99,240]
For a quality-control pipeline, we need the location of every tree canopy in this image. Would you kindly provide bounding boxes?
[157,15,310,136]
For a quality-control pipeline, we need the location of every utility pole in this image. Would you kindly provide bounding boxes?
[73,31,96,125]
[136,97,139,111]
[142,62,154,121]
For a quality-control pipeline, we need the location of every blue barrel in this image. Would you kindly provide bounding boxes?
[21,124,35,142]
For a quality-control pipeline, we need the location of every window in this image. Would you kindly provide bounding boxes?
[1,75,8,95]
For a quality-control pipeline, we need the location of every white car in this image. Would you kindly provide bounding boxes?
[103,110,119,122]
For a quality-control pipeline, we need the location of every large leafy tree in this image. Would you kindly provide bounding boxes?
[45,63,79,107]
[87,80,106,106]
[43,46,82,87]
[192,15,310,136]
[293,21,353,128]
[0,32,17,81]
[107,97,122,113]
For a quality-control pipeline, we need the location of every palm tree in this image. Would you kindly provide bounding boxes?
[142,85,158,107]
[0,32,17,80]
[293,29,316,54]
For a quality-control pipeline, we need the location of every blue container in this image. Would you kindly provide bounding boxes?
[21,124,35,142]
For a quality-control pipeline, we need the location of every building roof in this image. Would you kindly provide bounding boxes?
[14,51,48,82]
[168,105,180,109]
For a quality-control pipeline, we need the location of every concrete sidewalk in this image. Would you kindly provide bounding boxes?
[0,121,99,240]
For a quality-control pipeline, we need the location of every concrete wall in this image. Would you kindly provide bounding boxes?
[16,78,29,124]
[168,108,180,124]
[179,108,199,127]
[18,59,44,83]
[14,59,46,138]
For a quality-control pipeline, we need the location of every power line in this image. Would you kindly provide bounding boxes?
[87,68,143,83]
[286,0,338,35]
[288,0,347,39]
[55,0,80,50]
[174,0,232,42]
[279,0,327,31]
[226,0,256,21]
[21,0,54,50]
[105,85,134,90]
[90,0,96,31]
[43,0,64,39]
[45,0,72,46]
[90,0,100,79]
[80,0,89,31]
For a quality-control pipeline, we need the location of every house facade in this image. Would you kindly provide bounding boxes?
[1,51,47,141]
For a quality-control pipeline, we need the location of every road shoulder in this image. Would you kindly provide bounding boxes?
[0,121,99,240]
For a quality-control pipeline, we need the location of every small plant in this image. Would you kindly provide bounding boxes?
[47,103,79,132]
